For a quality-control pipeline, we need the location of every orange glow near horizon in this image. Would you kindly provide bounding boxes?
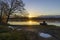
[28,14,33,18]
[28,13,37,18]
[28,15,32,18]
[28,20,32,24]
[28,10,42,17]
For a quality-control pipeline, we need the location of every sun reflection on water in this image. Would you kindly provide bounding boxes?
[28,20,33,25]
[8,20,39,25]
[28,20,39,25]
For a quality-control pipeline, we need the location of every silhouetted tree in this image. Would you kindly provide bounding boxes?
[0,1,9,24]
[0,0,27,24]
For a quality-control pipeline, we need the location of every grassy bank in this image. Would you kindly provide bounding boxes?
[0,25,60,40]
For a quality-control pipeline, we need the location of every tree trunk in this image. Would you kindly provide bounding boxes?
[0,16,1,24]
[1,15,7,24]
[6,12,11,24]
[6,14,10,24]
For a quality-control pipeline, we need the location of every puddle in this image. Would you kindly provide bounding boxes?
[39,32,52,38]
[8,26,14,30]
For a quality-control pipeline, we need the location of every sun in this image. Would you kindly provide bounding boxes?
[28,14,33,18]
[29,15,32,18]
[28,20,32,24]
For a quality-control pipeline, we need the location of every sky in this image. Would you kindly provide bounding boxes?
[22,0,60,17]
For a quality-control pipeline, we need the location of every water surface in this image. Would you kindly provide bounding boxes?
[8,21,60,26]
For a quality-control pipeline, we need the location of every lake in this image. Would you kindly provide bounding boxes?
[8,21,60,26]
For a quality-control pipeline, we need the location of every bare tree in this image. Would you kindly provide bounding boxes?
[0,0,27,24]
[0,1,9,24]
